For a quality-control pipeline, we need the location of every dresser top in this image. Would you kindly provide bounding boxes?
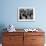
[16,29,44,32]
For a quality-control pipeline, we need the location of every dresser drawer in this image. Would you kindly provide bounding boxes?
[32,36,45,44]
[3,32,23,36]
[24,36,32,42]
[3,35,23,44]
[24,32,44,36]
[32,44,44,46]
[3,43,23,46]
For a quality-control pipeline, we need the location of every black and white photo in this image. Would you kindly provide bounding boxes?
[18,7,35,21]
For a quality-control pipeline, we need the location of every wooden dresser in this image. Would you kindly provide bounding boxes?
[2,31,45,46]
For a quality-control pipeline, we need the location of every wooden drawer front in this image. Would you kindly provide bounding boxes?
[3,36,23,46]
[24,36,32,46]
[3,32,23,36]
[32,44,44,46]
[2,42,23,46]
[32,36,45,44]
[3,36,9,44]
[24,32,44,36]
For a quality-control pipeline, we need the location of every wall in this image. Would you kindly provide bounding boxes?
[0,0,46,44]
[0,0,46,30]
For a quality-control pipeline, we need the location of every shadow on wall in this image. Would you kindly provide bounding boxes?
[0,24,7,43]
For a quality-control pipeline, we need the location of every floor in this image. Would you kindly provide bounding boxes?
[0,44,2,46]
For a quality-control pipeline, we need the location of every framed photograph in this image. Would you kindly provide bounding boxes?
[17,7,35,21]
